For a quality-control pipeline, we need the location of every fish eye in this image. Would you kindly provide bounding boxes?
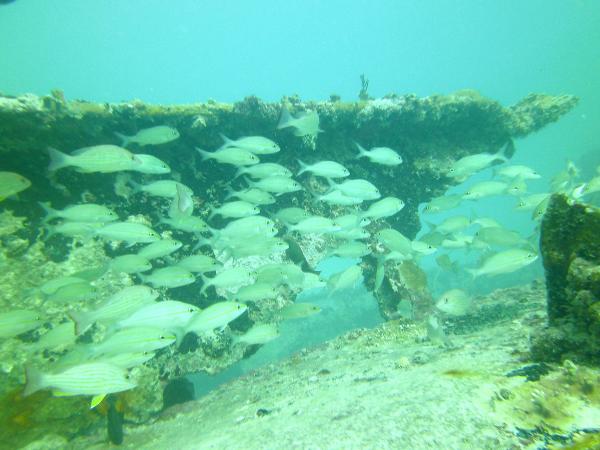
[160,335,166,339]
[237,304,242,309]
[189,308,195,312]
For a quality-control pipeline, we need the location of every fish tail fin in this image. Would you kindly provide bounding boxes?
[68,310,94,336]
[218,133,234,150]
[38,201,57,223]
[114,131,131,148]
[354,141,367,159]
[199,274,209,296]
[466,268,478,279]
[243,176,255,189]
[296,159,308,176]
[126,178,142,193]
[277,106,293,129]
[207,206,218,221]
[23,365,45,396]
[196,147,212,161]
[224,187,236,200]
[495,140,513,163]
[46,147,71,172]
[233,167,246,179]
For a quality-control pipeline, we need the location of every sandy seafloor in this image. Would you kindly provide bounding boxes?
[50,282,575,450]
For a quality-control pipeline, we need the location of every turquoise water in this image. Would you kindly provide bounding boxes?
[1,1,599,197]
[1,1,600,448]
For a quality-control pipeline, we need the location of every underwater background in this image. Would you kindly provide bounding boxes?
[1,1,600,449]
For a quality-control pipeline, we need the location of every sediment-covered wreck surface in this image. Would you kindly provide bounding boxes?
[532,194,600,364]
[0,91,579,447]
[51,283,600,450]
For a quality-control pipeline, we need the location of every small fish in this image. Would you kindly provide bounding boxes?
[226,237,288,258]
[140,266,196,289]
[255,263,305,287]
[235,163,292,180]
[93,352,155,370]
[43,221,103,241]
[169,184,195,218]
[176,255,221,273]
[209,201,260,220]
[200,267,255,295]
[197,147,259,166]
[90,327,176,357]
[297,160,350,178]
[0,310,43,339]
[334,228,370,241]
[28,321,76,353]
[505,177,528,196]
[231,282,279,303]
[115,126,179,147]
[137,239,182,260]
[39,202,118,223]
[96,222,160,245]
[225,187,276,205]
[70,285,159,335]
[496,165,541,180]
[273,207,311,225]
[287,216,341,234]
[468,248,538,278]
[377,228,413,254]
[426,315,448,345]
[0,171,31,200]
[185,301,247,335]
[355,142,403,166]
[441,233,473,249]
[245,176,302,195]
[219,134,280,154]
[130,179,193,199]
[24,362,136,397]
[435,289,472,316]
[329,179,380,200]
[462,181,507,200]
[470,216,501,228]
[327,265,362,295]
[411,241,436,256]
[47,146,141,173]
[435,254,459,273]
[39,276,87,296]
[110,254,152,274]
[160,215,208,234]
[447,150,507,181]
[473,227,525,248]
[130,154,171,174]
[314,190,363,206]
[277,107,321,137]
[234,323,279,346]
[429,216,471,235]
[112,300,198,332]
[328,240,371,259]
[422,194,462,214]
[46,282,96,303]
[531,195,551,221]
[277,303,321,321]
[215,216,276,239]
[335,214,370,229]
[360,197,405,220]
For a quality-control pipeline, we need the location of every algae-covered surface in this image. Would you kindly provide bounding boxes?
[55,282,599,450]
